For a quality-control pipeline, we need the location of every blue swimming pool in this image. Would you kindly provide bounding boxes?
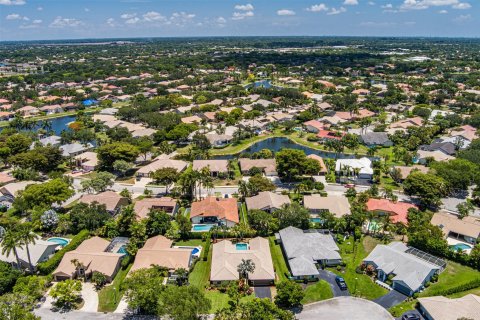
[117,245,128,254]
[236,243,248,250]
[192,224,214,232]
[310,218,322,224]
[450,243,472,251]
[191,248,200,255]
[47,237,69,247]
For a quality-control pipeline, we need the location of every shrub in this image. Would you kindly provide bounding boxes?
[203,233,211,261]
[426,278,480,296]
[37,230,90,275]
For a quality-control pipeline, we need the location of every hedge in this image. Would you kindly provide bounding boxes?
[37,230,90,275]
[426,278,480,297]
[202,234,211,261]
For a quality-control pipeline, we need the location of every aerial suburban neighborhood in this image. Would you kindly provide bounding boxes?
[0,3,480,320]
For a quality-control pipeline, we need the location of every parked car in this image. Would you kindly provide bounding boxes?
[401,313,420,320]
[344,183,355,188]
[335,276,348,290]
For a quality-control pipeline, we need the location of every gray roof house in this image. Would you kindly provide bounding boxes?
[0,239,58,270]
[275,226,342,279]
[360,132,393,147]
[363,242,441,296]
[30,135,62,149]
[245,191,291,213]
[60,142,94,157]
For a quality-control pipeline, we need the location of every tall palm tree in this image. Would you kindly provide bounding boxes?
[18,223,37,274]
[1,229,22,270]
[237,259,255,280]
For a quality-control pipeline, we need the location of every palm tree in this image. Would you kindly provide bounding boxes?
[71,258,87,281]
[237,259,255,280]
[1,229,23,270]
[18,223,38,274]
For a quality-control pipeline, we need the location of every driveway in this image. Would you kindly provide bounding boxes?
[79,283,98,312]
[317,269,350,297]
[374,290,408,309]
[396,310,424,320]
[254,287,272,299]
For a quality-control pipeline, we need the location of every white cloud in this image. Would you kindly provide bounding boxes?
[307,4,329,12]
[84,8,90,12]
[368,1,376,5]
[360,21,396,27]
[32,19,41,23]
[343,0,358,5]
[277,9,296,16]
[37,6,42,11]
[125,17,140,24]
[216,16,226,25]
[327,7,347,15]
[50,16,84,28]
[106,18,116,27]
[232,11,254,20]
[6,13,21,20]
[120,13,137,19]
[234,3,254,11]
[382,4,393,8]
[401,0,472,10]
[453,13,471,22]
[0,0,25,5]
[438,9,448,13]
[143,11,166,22]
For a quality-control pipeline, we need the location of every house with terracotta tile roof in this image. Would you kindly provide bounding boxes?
[303,120,324,133]
[133,197,178,220]
[366,198,418,225]
[306,154,328,175]
[190,197,239,227]
[130,235,192,274]
[317,129,345,141]
[238,158,277,176]
[78,191,129,215]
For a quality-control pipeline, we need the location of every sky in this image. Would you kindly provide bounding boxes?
[0,0,478,41]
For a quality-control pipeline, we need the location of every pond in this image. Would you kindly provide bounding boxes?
[214,137,376,160]
[244,79,282,90]
[2,115,75,135]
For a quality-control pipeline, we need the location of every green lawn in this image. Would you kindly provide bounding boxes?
[389,300,418,317]
[301,280,334,304]
[174,239,205,247]
[205,290,255,313]
[329,236,388,300]
[97,263,132,312]
[240,203,249,225]
[268,236,290,283]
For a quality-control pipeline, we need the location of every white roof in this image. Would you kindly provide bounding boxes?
[335,157,373,175]
[0,239,58,266]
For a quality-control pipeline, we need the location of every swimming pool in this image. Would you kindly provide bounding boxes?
[47,237,70,247]
[236,243,248,250]
[117,245,128,254]
[192,224,214,232]
[191,248,200,255]
[450,243,472,251]
[310,218,322,224]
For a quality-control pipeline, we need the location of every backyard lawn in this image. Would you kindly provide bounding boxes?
[329,236,388,300]
[301,280,333,304]
[97,263,132,312]
[268,236,290,283]
[173,239,205,247]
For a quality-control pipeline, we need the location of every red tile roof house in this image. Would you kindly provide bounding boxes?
[190,197,239,227]
[317,130,345,141]
[366,198,418,225]
[303,120,324,133]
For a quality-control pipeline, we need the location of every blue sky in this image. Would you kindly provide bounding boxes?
[0,0,478,41]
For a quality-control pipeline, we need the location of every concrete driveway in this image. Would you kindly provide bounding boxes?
[79,283,98,312]
[396,310,424,320]
[317,269,350,297]
[374,290,408,309]
[254,287,272,299]
[297,296,394,320]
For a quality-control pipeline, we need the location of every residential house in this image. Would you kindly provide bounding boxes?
[130,235,192,275]
[388,117,424,133]
[16,106,39,117]
[317,130,345,141]
[392,165,429,181]
[303,120,324,133]
[181,115,203,124]
[419,142,456,156]
[363,242,441,296]
[136,159,188,177]
[205,133,233,147]
[335,157,373,180]
[74,151,98,172]
[39,104,64,115]
[275,227,342,280]
[190,197,239,227]
[60,142,94,157]
[192,160,229,177]
[245,191,290,213]
[366,198,417,225]
[238,158,277,176]
[431,211,480,251]
[211,237,275,286]
[0,172,16,186]
[78,191,129,215]
[52,236,123,282]
[133,197,178,220]
[416,150,455,164]
[418,294,480,320]
[306,154,328,175]
[0,239,58,270]
[360,132,393,147]
[31,135,61,148]
[0,181,39,200]
[303,194,351,218]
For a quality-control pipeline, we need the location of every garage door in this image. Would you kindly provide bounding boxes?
[393,282,412,296]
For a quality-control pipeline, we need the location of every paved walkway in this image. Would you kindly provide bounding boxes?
[374,290,408,309]
[113,297,129,314]
[79,283,98,312]
[254,287,272,299]
[317,269,350,297]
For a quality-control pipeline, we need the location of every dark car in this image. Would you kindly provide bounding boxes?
[401,313,420,320]
[335,276,348,290]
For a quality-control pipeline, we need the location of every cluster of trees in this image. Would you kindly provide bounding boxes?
[275,149,321,180]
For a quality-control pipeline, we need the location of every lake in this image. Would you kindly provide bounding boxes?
[214,137,376,160]
[1,115,75,135]
[244,79,282,90]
